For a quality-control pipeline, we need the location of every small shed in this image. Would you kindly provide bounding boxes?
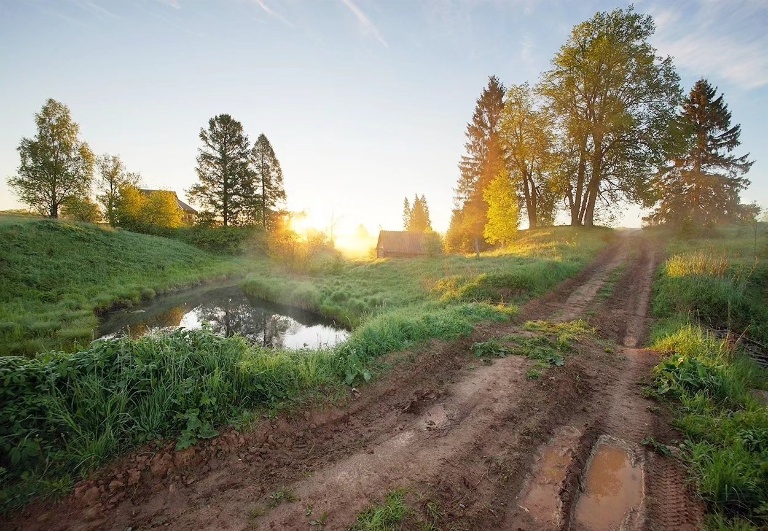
[376,231,428,258]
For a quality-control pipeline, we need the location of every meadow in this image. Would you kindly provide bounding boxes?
[0,218,611,512]
[647,225,768,530]
[0,215,242,356]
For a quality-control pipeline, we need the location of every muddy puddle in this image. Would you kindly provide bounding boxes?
[516,425,583,528]
[573,436,644,530]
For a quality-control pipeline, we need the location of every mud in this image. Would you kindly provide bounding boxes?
[5,231,705,531]
[573,436,644,531]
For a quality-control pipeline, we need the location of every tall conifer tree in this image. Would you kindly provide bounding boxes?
[650,79,753,227]
[447,76,505,252]
[189,114,251,227]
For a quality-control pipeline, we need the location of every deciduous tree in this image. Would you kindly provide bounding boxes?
[8,99,94,218]
[189,114,251,227]
[649,79,753,227]
[95,154,141,226]
[540,7,680,226]
[483,169,519,245]
[500,83,555,229]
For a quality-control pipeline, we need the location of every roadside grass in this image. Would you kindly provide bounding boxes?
[0,224,611,513]
[243,226,611,329]
[0,329,344,512]
[648,226,768,530]
[0,216,241,356]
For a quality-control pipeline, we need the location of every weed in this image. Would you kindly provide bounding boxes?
[649,227,768,525]
[641,436,673,457]
[268,488,297,508]
[526,368,542,380]
[351,489,410,531]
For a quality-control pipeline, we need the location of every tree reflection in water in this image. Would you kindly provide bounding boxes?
[98,285,347,349]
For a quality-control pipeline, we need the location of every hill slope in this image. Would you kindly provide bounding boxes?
[0,216,237,355]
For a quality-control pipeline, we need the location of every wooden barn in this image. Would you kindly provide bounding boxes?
[376,230,429,258]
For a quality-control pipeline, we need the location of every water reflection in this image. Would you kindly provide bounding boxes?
[97,284,348,349]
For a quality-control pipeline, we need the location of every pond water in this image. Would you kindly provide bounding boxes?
[97,284,349,349]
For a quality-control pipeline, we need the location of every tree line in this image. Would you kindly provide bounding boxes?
[447,6,755,252]
[6,101,286,233]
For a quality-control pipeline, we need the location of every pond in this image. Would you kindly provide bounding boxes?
[97,284,349,349]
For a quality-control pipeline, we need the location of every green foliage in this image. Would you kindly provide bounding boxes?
[0,330,341,511]
[540,6,681,226]
[60,196,102,223]
[0,217,238,355]
[172,225,264,255]
[651,232,768,344]
[189,114,252,227]
[8,98,95,219]
[247,133,286,230]
[649,79,754,228]
[95,153,141,226]
[483,169,519,245]
[448,76,506,252]
[650,229,768,525]
[351,489,410,531]
[471,320,591,368]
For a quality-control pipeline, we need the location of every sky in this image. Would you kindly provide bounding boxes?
[1,0,767,240]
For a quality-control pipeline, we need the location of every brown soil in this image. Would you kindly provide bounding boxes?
[5,231,704,531]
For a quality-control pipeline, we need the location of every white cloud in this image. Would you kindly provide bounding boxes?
[649,1,768,89]
[251,0,294,27]
[339,0,388,48]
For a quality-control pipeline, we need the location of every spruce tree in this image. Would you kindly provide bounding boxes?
[650,79,753,227]
[447,76,505,251]
[248,134,286,230]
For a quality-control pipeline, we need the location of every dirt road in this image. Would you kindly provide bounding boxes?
[8,232,703,530]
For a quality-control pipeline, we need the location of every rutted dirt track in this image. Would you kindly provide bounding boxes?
[7,232,704,531]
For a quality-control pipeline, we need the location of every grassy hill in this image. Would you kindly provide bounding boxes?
[0,215,240,356]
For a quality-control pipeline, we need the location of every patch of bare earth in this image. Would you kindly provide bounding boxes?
[5,232,703,531]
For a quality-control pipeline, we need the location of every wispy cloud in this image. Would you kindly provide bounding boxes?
[251,0,294,27]
[74,0,121,20]
[156,0,182,9]
[339,0,388,48]
[649,1,768,90]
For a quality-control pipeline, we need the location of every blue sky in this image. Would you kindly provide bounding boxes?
[1,0,766,238]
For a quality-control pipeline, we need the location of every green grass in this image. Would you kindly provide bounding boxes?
[0,222,611,513]
[243,226,610,326]
[351,489,411,531]
[0,216,242,355]
[0,329,344,512]
[648,226,768,529]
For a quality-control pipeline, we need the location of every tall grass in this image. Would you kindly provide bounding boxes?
[0,216,242,355]
[649,227,768,529]
[0,329,342,511]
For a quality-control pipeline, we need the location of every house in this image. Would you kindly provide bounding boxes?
[376,230,430,258]
[139,189,197,225]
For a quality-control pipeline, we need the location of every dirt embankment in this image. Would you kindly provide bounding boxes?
[6,232,703,531]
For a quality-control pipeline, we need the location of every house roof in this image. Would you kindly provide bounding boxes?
[139,189,197,214]
[376,231,427,255]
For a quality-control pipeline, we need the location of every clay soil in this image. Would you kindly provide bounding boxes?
[6,231,704,531]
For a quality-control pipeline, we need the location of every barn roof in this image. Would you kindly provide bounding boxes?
[139,189,197,214]
[377,231,427,255]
